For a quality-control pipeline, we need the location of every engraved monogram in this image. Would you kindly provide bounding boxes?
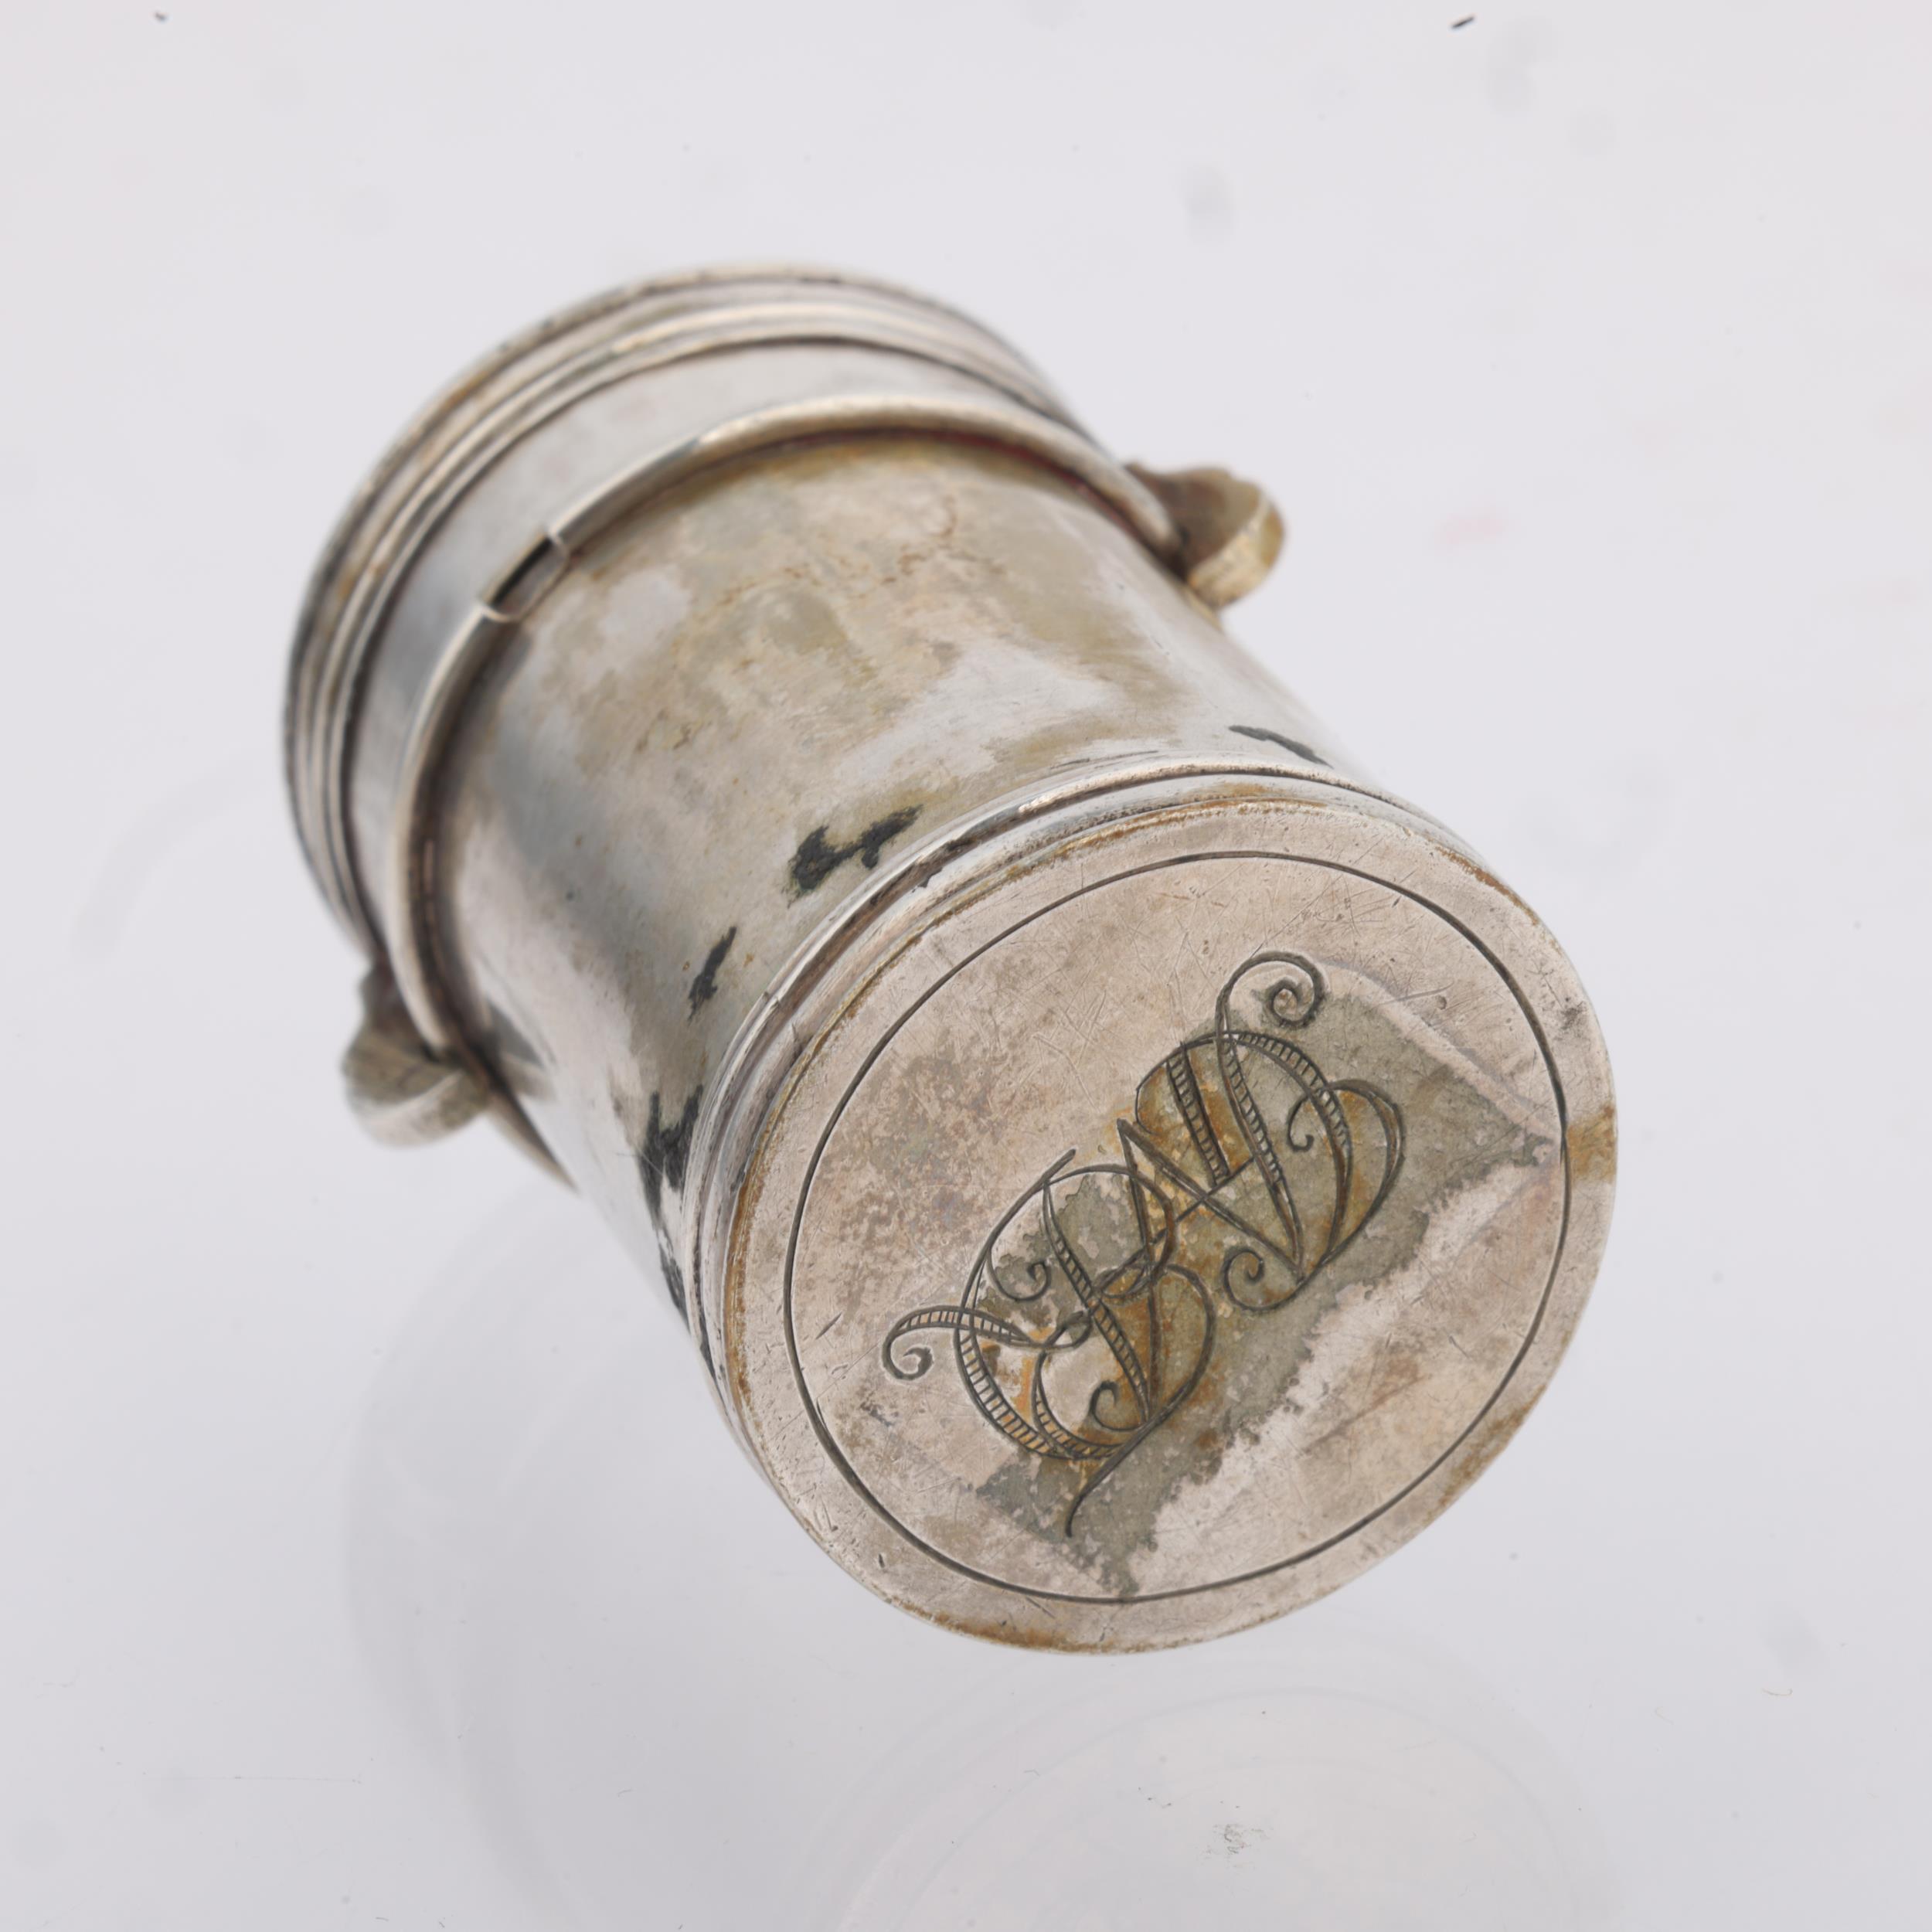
[882,953,1403,1530]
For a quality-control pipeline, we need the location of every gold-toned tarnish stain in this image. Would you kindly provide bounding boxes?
[285,266,1615,1650]
[882,950,1403,1532]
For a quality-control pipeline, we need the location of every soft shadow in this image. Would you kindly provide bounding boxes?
[344,1182,1612,1931]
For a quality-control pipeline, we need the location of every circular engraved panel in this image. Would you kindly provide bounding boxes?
[785,849,1567,1604]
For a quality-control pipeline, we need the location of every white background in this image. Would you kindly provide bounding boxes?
[4,3,1927,1927]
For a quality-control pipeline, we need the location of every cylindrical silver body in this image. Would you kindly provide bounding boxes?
[289,268,1614,1650]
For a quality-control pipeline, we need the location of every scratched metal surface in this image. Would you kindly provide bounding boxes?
[301,292,1611,1648]
[4,2,1928,1928]
[428,436,1342,1338]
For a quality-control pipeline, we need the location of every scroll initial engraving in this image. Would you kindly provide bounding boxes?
[881,953,1404,1531]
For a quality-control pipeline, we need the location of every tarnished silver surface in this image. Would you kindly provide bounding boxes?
[287,265,1614,1651]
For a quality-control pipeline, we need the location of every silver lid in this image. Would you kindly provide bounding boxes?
[284,265,1189,959]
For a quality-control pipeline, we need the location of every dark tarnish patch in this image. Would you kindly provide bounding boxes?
[959,975,1552,1597]
[658,1243,689,1324]
[790,806,921,895]
[693,1283,715,1373]
[1229,724,1328,766]
[639,1084,702,1229]
[688,926,737,1015]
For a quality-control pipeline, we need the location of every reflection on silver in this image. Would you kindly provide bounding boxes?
[298,264,1614,1648]
[881,950,1403,1531]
